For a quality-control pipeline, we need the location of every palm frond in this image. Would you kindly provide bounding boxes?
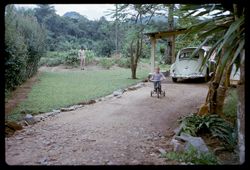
[216,16,244,55]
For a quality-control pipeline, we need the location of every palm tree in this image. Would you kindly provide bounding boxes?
[180,3,245,163]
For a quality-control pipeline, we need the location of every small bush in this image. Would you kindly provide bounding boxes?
[64,55,78,66]
[85,50,97,64]
[46,51,60,58]
[38,57,49,66]
[115,58,131,68]
[47,58,63,67]
[85,50,96,59]
[98,58,115,69]
[38,57,63,67]
[164,145,218,165]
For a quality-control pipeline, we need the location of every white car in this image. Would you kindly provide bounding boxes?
[170,46,216,82]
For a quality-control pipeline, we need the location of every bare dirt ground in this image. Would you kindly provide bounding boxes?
[5,74,209,165]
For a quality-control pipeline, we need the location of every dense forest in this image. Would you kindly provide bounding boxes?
[5,4,207,93]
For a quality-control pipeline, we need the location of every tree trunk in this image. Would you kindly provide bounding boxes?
[206,50,224,114]
[237,49,245,164]
[130,36,141,79]
[131,64,137,79]
[215,55,232,116]
[163,4,174,64]
[130,53,137,79]
[163,42,171,64]
[115,4,118,54]
[201,47,232,115]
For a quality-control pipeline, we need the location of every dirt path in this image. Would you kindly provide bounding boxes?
[5,78,208,165]
[5,72,41,115]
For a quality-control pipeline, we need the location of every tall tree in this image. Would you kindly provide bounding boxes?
[115,4,118,54]
[110,4,160,79]
[34,4,56,24]
[164,4,175,64]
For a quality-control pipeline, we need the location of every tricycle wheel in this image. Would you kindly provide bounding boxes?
[163,91,165,97]
[150,91,153,97]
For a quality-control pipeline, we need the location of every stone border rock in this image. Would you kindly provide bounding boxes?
[170,124,210,154]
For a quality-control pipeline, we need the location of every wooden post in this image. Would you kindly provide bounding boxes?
[150,37,156,73]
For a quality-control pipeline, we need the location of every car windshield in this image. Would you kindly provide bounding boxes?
[179,50,200,60]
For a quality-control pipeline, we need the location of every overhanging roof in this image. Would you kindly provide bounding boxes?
[144,28,187,39]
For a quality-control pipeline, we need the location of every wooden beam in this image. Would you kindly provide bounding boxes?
[154,30,187,39]
[145,29,187,40]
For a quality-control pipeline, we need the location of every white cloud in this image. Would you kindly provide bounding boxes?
[14,4,116,21]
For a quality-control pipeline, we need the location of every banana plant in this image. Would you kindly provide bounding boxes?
[180,4,244,116]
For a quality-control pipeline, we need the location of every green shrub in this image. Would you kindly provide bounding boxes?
[5,5,46,91]
[38,57,63,67]
[115,58,131,68]
[47,58,63,67]
[38,57,49,66]
[98,58,115,69]
[85,50,97,64]
[64,55,79,66]
[85,50,96,59]
[178,114,237,151]
[164,145,218,165]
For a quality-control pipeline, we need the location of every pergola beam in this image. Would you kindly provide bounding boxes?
[145,28,187,73]
[145,29,187,39]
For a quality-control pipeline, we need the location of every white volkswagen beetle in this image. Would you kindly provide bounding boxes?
[170,46,215,82]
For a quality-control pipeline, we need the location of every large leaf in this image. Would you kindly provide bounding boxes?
[202,36,224,65]
[218,29,243,73]
[216,16,244,55]
[230,36,245,66]
[199,26,226,39]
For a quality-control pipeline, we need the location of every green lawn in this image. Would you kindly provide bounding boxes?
[8,67,149,121]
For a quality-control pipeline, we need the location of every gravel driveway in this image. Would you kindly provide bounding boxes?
[5,78,208,165]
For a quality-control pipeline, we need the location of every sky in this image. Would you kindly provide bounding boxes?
[14,4,230,21]
[15,4,116,21]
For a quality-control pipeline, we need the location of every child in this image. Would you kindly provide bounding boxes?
[150,67,166,91]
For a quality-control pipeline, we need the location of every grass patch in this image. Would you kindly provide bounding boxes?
[7,67,149,121]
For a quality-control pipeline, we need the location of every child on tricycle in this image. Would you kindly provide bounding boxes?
[149,67,166,98]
